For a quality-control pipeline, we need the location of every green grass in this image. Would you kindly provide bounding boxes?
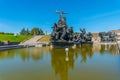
[0,34,32,42]
[38,35,51,43]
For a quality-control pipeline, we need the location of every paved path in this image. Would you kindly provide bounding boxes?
[19,35,42,46]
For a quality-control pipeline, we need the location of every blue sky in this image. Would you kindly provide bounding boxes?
[0,0,120,34]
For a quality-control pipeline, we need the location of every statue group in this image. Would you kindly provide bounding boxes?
[50,11,93,46]
[51,11,73,41]
[99,32,116,42]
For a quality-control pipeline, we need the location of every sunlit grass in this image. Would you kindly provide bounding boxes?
[0,34,32,42]
[38,35,51,43]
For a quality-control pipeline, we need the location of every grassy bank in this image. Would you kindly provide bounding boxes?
[38,35,51,43]
[0,34,32,42]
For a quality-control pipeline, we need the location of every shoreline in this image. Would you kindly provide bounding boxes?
[0,42,119,51]
[94,42,117,45]
[0,45,31,51]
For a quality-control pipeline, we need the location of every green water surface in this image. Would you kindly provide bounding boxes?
[0,44,120,80]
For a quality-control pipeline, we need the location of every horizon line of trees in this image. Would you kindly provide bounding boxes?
[20,27,45,35]
[0,32,14,35]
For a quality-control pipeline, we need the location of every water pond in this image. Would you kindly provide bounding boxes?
[0,44,120,80]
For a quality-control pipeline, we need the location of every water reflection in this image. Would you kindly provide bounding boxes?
[0,47,50,61]
[100,44,119,55]
[0,44,119,61]
[74,45,93,63]
[50,48,74,80]
[49,44,119,80]
[0,44,120,80]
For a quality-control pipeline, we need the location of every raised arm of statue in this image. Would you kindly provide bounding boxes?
[56,10,68,19]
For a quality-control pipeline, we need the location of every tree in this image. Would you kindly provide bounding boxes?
[20,28,28,35]
[30,27,40,35]
[26,28,30,35]
[30,27,44,35]
[39,28,44,35]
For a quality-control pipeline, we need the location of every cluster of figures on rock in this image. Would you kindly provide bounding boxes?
[50,11,117,46]
[50,11,93,45]
[99,32,116,42]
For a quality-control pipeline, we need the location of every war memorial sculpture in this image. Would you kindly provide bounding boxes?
[99,32,116,42]
[50,11,93,46]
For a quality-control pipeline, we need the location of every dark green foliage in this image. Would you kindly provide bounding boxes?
[20,28,29,35]
[30,27,44,35]
[30,27,40,35]
[39,28,44,35]
[0,32,4,34]
[6,33,14,35]
[20,27,44,35]
[0,32,14,35]
[26,28,30,35]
